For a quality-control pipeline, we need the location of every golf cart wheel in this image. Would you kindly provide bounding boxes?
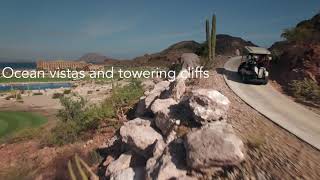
[241,75,248,83]
[238,62,246,75]
[263,77,269,85]
[262,77,269,85]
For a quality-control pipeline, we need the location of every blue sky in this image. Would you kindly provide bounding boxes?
[0,0,319,60]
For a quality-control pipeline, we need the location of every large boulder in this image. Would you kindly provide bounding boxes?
[135,96,147,117]
[146,141,194,180]
[151,98,178,136]
[105,152,132,177]
[110,167,145,180]
[169,69,190,100]
[145,81,170,108]
[152,139,166,158]
[120,118,163,157]
[189,89,230,124]
[141,79,155,91]
[184,121,245,169]
[180,53,200,69]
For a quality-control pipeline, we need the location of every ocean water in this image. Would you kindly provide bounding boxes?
[0,82,72,91]
[0,62,36,70]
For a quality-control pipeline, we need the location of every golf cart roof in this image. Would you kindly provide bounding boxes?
[244,46,271,55]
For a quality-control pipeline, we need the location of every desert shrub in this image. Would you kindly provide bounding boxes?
[63,89,71,94]
[111,80,144,108]
[289,78,320,104]
[46,80,143,146]
[87,90,93,94]
[58,96,85,121]
[16,93,22,100]
[46,95,100,146]
[52,93,64,99]
[46,121,79,146]
[33,92,43,96]
[281,27,314,42]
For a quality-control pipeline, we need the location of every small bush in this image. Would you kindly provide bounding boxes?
[52,93,64,99]
[46,80,144,146]
[16,93,22,100]
[46,121,79,146]
[87,90,93,94]
[63,89,72,94]
[289,78,320,104]
[45,95,100,146]
[33,92,43,96]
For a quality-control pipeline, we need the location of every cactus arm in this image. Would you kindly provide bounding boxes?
[68,160,77,180]
[79,156,99,180]
[75,154,89,180]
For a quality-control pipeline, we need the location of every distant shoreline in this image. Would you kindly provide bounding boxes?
[0,81,73,86]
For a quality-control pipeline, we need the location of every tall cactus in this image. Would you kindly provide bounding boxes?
[211,14,216,60]
[205,14,216,65]
[206,19,212,61]
[205,19,210,44]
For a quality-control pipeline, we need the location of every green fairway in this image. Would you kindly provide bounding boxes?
[0,111,47,138]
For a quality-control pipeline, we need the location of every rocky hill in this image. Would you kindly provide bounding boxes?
[216,34,256,55]
[78,53,116,64]
[103,35,255,67]
[132,41,202,67]
[270,13,320,85]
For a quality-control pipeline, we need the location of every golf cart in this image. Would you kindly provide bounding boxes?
[238,46,272,85]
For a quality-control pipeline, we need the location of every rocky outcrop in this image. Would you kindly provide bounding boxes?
[151,98,178,136]
[216,34,256,55]
[184,121,245,169]
[180,53,200,69]
[102,54,245,179]
[110,167,145,180]
[106,152,132,177]
[146,141,193,180]
[145,81,170,108]
[269,13,320,85]
[120,118,163,157]
[135,80,171,117]
[141,80,155,91]
[189,89,230,124]
[169,69,190,100]
[135,96,147,117]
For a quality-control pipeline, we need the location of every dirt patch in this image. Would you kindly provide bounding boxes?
[193,58,320,179]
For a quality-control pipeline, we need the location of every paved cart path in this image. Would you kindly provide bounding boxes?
[224,56,320,150]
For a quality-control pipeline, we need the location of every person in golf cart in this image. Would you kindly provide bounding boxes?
[237,46,272,85]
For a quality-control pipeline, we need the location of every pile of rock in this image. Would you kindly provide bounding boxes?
[102,53,245,180]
